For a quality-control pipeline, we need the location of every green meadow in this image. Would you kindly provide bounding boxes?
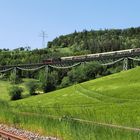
[1,67,140,139]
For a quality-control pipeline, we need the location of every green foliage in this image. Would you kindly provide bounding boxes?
[48,27,140,54]
[26,81,38,95]
[0,73,6,80]
[38,69,47,83]
[45,71,59,92]
[0,78,40,101]
[39,70,59,93]
[9,86,23,100]
[37,62,108,91]
[38,69,48,93]
[9,71,21,84]
[60,76,71,88]
[38,62,107,91]
[63,62,105,85]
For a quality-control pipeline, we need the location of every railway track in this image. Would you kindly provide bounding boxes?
[0,129,28,140]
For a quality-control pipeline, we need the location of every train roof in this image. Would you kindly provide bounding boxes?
[61,48,137,59]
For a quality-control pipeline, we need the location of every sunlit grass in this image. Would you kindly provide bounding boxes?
[1,67,140,139]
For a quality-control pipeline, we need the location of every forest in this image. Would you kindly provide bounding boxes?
[48,27,140,54]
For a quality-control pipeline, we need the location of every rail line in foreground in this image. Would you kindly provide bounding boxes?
[0,129,28,140]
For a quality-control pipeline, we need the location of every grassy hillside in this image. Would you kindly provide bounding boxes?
[14,66,140,105]
[0,79,36,100]
[1,67,140,139]
[12,67,140,127]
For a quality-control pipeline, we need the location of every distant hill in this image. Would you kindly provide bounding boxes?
[48,27,140,55]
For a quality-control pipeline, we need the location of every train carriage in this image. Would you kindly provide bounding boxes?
[43,48,140,64]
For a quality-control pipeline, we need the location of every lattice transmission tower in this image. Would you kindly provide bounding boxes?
[39,31,48,48]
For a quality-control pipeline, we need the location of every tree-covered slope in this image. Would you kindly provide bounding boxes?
[48,27,140,55]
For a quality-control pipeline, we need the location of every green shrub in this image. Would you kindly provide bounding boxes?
[9,86,23,100]
[66,62,106,85]
[60,76,71,88]
[0,73,6,80]
[9,71,22,84]
[39,71,58,93]
[26,81,38,95]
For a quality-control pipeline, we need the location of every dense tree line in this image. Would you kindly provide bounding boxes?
[36,62,111,92]
[48,27,140,54]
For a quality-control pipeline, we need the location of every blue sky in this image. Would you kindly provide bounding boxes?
[0,0,140,50]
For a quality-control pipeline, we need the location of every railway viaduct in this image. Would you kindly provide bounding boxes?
[0,50,140,73]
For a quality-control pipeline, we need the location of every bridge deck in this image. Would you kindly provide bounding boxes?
[0,52,140,70]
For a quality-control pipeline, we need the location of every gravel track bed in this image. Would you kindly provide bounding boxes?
[0,124,59,140]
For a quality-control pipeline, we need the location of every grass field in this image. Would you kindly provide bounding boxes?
[1,67,140,139]
[0,79,34,100]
